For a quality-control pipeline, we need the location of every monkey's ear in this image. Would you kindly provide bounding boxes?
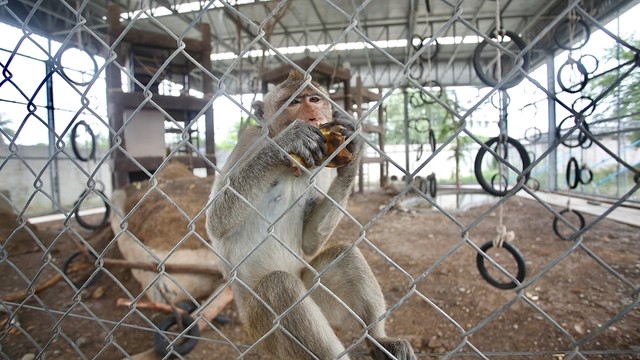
[252,100,265,122]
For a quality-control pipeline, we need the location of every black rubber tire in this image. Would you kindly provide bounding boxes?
[556,116,592,149]
[410,92,424,108]
[578,54,599,75]
[572,96,596,117]
[176,301,198,314]
[412,118,431,133]
[557,58,589,94]
[476,241,526,290]
[419,80,444,104]
[411,34,440,61]
[409,60,424,80]
[524,127,542,143]
[154,314,200,356]
[74,189,111,230]
[62,251,102,289]
[56,46,99,87]
[415,144,424,162]
[566,157,580,190]
[474,136,531,196]
[418,176,428,194]
[552,209,586,241]
[427,173,437,198]
[70,120,96,162]
[579,165,593,185]
[490,90,510,109]
[553,18,591,51]
[473,30,530,89]
[428,129,436,152]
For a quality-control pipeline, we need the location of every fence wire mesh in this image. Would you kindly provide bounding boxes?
[1,0,639,359]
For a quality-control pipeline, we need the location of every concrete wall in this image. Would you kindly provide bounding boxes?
[0,143,112,216]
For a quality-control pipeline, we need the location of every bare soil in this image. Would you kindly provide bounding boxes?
[1,167,639,359]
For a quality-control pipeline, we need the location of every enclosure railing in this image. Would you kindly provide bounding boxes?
[1,1,639,359]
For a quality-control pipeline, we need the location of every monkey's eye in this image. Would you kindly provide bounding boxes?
[308,95,322,103]
[288,97,302,106]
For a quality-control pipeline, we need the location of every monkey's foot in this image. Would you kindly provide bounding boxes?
[369,338,416,360]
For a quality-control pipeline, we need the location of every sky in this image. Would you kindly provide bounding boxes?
[0,3,638,147]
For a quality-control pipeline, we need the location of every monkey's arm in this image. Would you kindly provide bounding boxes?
[301,116,363,256]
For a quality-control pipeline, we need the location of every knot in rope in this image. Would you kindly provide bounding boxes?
[493,224,515,248]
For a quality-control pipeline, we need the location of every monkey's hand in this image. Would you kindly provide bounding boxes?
[330,112,363,176]
[275,120,328,174]
[289,123,356,172]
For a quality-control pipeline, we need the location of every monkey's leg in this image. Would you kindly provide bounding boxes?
[243,271,350,360]
[302,245,416,360]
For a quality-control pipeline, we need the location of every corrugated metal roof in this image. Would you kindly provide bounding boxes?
[3,0,639,90]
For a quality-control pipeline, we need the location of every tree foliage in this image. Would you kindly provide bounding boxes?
[586,38,640,146]
[383,87,459,145]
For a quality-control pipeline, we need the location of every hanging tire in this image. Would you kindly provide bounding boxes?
[427,173,437,198]
[419,80,444,104]
[566,157,580,190]
[428,129,436,152]
[411,34,440,61]
[56,45,99,87]
[476,241,526,290]
[556,116,592,149]
[553,18,591,51]
[557,58,589,94]
[473,30,529,89]
[474,136,531,196]
[552,209,586,241]
[70,120,96,162]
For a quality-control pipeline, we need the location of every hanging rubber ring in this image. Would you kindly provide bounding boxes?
[427,173,437,198]
[474,136,531,196]
[566,157,580,190]
[557,58,589,94]
[552,208,586,241]
[472,30,530,89]
[553,18,591,51]
[556,116,592,149]
[476,241,526,290]
[428,129,436,152]
[70,120,96,162]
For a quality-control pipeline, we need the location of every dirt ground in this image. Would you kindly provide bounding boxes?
[1,165,639,359]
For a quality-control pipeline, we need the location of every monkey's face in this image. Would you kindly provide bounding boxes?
[255,72,334,136]
[267,87,332,135]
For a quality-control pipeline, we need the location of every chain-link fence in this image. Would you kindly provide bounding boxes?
[1,0,639,359]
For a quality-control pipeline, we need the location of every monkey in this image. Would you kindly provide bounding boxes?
[206,71,416,360]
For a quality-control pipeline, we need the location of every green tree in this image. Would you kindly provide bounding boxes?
[586,38,640,146]
[216,117,258,151]
[384,87,456,145]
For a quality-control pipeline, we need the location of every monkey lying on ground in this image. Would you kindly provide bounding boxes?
[206,71,415,360]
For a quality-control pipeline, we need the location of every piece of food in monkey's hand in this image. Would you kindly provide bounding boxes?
[290,123,356,176]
